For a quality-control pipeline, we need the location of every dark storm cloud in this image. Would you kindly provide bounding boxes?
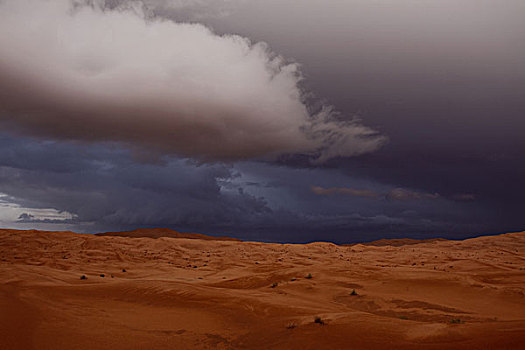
[0,0,385,163]
[0,133,489,242]
[310,186,440,202]
[0,133,271,232]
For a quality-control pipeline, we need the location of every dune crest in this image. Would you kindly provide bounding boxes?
[1,229,525,349]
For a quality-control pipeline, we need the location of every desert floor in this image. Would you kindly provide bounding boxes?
[1,229,525,349]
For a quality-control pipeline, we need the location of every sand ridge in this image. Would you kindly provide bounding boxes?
[1,229,525,349]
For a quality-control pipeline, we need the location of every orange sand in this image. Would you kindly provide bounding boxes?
[1,228,525,349]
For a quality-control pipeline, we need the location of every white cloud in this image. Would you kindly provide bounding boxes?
[0,0,385,162]
[0,193,76,226]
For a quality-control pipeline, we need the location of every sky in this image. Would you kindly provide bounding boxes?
[0,0,524,243]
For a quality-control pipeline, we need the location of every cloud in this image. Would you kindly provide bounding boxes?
[0,0,385,163]
[311,185,440,201]
[311,185,441,202]
[17,213,35,221]
[385,188,439,201]
[0,191,76,228]
[311,186,380,198]
[16,211,76,224]
[0,133,494,241]
[123,0,244,21]
[452,193,477,201]
[0,133,274,233]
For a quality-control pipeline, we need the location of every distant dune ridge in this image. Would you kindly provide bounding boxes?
[345,237,448,247]
[1,228,525,349]
[97,228,446,246]
[96,228,240,241]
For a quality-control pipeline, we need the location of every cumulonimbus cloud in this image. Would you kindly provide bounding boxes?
[0,0,386,162]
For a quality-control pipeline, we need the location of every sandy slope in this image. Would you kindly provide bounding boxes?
[1,229,525,349]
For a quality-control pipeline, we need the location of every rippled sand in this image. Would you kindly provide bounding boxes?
[1,229,524,349]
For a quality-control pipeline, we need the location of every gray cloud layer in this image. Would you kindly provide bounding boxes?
[1,133,491,242]
[311,186,440,201]
[0,0,385,162]
[311,186,380,199]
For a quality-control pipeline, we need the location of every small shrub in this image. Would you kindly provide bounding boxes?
[80,275,87,280]
[100,274,105,278]
[450,318,464,324]
[286,322,297,329]
[399,316,408,320]
[314,316,325,325]
[122,269,126,272]
[350,289,358,296]
[271,282,278,288]
[305,273,312,279]
[290,278,296,282]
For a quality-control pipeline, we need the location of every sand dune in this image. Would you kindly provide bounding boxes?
[1,229,525,349]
